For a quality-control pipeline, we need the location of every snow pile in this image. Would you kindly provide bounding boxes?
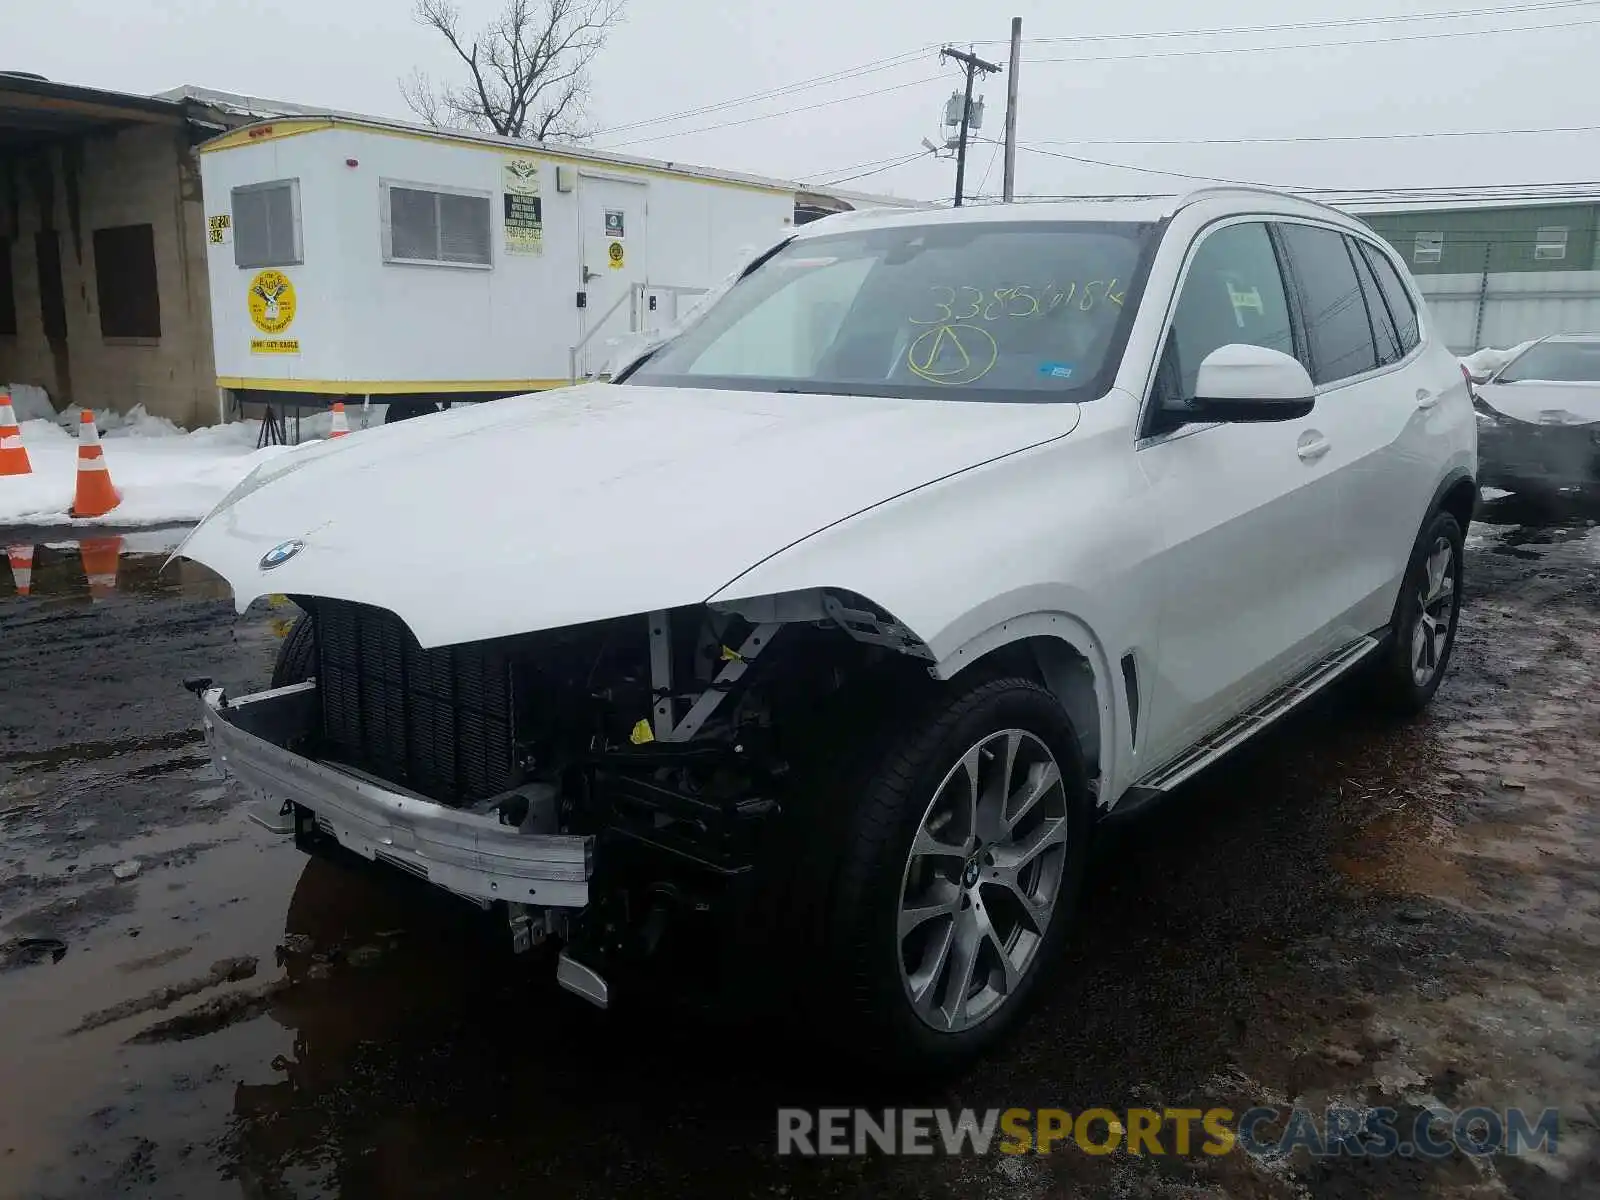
[110,407,186,439]
[1459,341,1537,380]
[0,416,306,527]
[54,403,189,438]
[5,383,55,423]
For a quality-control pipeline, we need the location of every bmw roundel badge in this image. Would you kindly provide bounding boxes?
[259,539,305,571]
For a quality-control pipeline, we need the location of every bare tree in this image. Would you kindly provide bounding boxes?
[400,0,626,142]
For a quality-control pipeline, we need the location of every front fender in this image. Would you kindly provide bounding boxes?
[929,596,1126,805]
[709,397,1156,798]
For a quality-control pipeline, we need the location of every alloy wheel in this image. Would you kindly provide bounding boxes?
[896,729,1070,1032]
[1411,535,1458,687]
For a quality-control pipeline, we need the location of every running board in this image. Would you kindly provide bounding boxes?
[1125,635,1380,800]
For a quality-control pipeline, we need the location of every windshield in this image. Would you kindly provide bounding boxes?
[625,220,1156,402]
[1497,341,1600,383]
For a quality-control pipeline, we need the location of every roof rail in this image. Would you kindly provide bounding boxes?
[1176,184,1357,222]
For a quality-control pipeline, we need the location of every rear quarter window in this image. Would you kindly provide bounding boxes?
[1356,241,1421,355]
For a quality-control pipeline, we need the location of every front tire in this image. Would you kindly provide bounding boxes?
[1366,509,1464,715]
[383,399,444,424]
[271,613,317,688]
[813,675,1093,1071]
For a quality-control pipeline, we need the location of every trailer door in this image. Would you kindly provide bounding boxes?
[578,174,648,376]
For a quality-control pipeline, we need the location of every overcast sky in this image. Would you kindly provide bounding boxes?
[9,0,1597,203]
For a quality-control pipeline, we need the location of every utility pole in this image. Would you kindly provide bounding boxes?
[1002,17,1022,202]
[940,46,1001,207]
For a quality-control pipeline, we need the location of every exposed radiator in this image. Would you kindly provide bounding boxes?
[313,599,517,807]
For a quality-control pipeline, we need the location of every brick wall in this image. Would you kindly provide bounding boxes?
[0,123,218,428]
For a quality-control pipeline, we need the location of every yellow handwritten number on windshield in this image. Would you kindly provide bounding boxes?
[906,323,998,386]
[908,286,956,325]
[911,280,1123,324]
[950,287,985,321]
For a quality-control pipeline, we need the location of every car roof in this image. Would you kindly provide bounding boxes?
[1533,333,1600,345]
[788,186,1375,240]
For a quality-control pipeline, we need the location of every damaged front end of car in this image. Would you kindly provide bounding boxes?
[195,587,934,1009]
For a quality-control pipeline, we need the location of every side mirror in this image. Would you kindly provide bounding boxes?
[1190,344,1315,422]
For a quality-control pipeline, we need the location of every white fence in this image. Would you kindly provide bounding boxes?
[1415,270,1600,354]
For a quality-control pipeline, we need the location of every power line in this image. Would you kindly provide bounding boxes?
[591,3,1598,146]
[814,152,933,186]
[591,48,935,137]
[591,4,1599,156]
[604,18,1594,153]
[1019,123,1600,148]
[602,75,945,148]
[1023,14,1600,65]
[994,139,1600,201]
[974,0,1600,46]
[987,181,1600,203]
[998,140,1304,190]
[807,151,924,182]
[993,191,1600,204]
[972,141,998,195]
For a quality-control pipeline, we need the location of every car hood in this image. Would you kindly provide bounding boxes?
[1478,379,1600,425]
[178,383,1079,647]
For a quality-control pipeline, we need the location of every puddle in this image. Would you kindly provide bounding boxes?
[0,728,205,771]
[1331,803,1479,901]
[0,817,305,1188]
[0,823,537,1198]
[4,533,231,606]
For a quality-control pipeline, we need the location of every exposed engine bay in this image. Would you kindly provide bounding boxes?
[248,588,934,1004]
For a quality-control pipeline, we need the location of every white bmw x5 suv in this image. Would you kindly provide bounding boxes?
[179,186,1475,1071]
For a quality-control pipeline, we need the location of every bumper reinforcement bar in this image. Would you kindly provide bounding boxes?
[199,680,592,908]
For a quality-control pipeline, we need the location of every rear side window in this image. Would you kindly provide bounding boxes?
[1348,238,1401,366]
[1277,223,1377,385]
[1357,242,1420,355]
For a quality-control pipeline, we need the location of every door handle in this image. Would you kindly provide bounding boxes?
[1297,434,1331,462]
[1416,389,1437,410]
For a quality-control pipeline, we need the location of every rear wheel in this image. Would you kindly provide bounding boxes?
[1366,509,1464,715]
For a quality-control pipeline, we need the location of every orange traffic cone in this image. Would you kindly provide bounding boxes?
[329,401,349,439]
[6,545,33,597]
[70,410,121,518]
[80,537,122,602]
[0,389,32,477]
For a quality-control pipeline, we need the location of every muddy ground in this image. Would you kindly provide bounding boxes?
[2,497,1597,1200]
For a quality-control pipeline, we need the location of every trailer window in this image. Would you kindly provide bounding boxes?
[232,180,302,269]
[383,182,492,267]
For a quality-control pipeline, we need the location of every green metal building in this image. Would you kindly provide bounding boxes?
[1351,197,1600,353]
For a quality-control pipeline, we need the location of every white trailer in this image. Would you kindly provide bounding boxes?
[196,114,923,423]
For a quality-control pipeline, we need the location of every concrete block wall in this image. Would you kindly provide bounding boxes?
[0,123,218,428]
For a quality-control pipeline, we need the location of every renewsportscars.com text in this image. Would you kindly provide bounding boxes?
[776,1105,1560,1160]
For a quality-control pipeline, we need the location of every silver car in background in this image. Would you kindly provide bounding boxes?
[1470,334,1600,498]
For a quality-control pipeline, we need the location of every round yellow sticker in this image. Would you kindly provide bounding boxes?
[607,241,625,268]
[248,269,297,334]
